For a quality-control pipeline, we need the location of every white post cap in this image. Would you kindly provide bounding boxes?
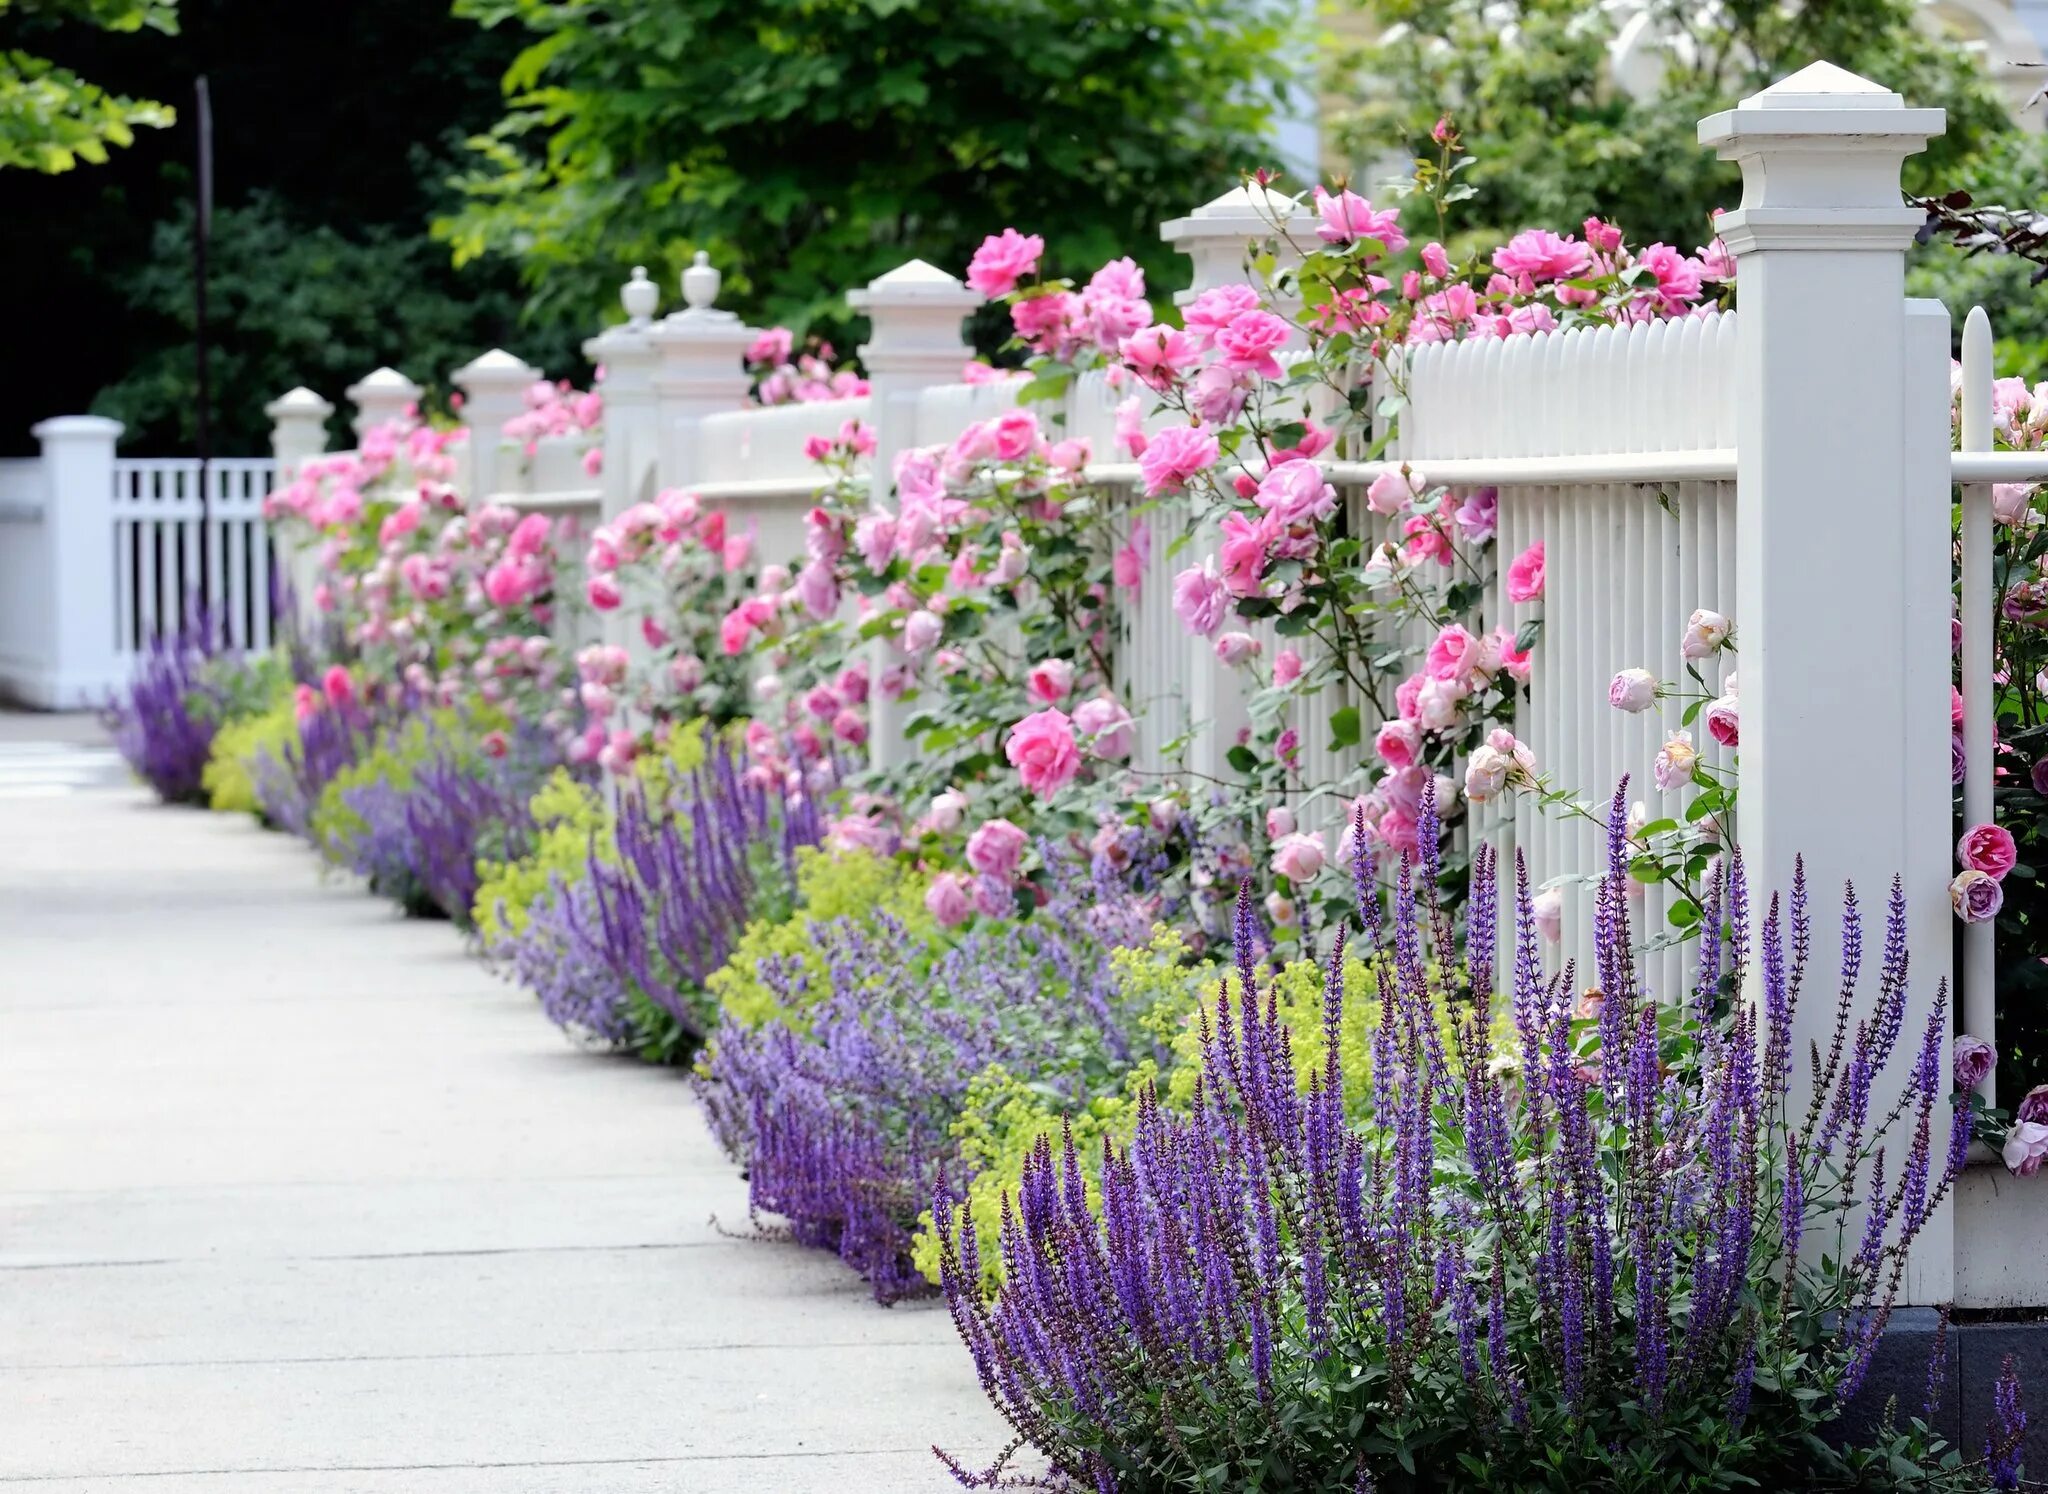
[31,415,124,442]
[848,259,983,375]
[451,348,542,394]
[264,386,335,421]
[1160,182,1319,305]
[1699,61,1945,255]
[343,366,423,405]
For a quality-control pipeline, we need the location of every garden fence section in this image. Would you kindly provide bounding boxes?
[0,422,278,709]
[259,62,2048,1306]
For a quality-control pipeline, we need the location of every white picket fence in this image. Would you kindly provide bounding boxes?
[245,60,2048,1306]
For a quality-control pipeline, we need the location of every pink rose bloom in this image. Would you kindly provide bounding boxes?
[723,532,753,572]
[1364,468,1420,517]
[1610,669,1658,713]
[507,512,553,559]
[1073,696,1135,760]
[925,788,970,834]
[1495,628,1533,682]
[1681,608,1732,659]
[1312,188,1406,254]
[1959,822,2018,879]
[902,609,943,654]
[1217,511,1270,596]
[1951,870,2004,924]
[1533,887,1564,944]
[1112,543,1144,592]
[966,228,1045,297]
[1120,324,1201,388]
[1172,560,1229,637]
[1395,673,1424,721]
[1493,229,1591,283]
[1137,423,1220,495]
[1377,808,1419,857]
[1376,718,1422,768]
[1266,806,1296,839]
[1954,1034,1997,1090]
[1274,647,1303,686]
[966,817,1029,879]
[925,872,974,928]
[2004,1120,2048,1177]
[1011,290,1079,352]
[746,327,794,366]
[2019,1083,2048,1126]
[321,665,354,711]
[1182,283,1261,347]
[1655,730,1698,791]
[1190,364,1250,424]
[585,573,622,611]
[1636,243,1705,312]
[1256,459,1338,527]
[1006,708,1082,797]
[1215,309,1292,380]
[1426,624,1486,683]
[1505,540,1545,603]
[1420,241,1452,278]
[1704,695,1740,748]
[991,409,1040,462]
[831,708,867,746]
[1113,396,1149,459]
[1214,631,1261,666]
[855,512,898,573]
[1452,488,1498,543]
[1027,658,1075,704]
[1271,830,1327,883]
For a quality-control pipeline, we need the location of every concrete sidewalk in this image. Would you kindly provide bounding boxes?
[0,771,1007,1490]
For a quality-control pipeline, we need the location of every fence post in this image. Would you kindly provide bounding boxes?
[1161,185,1320,784]
[264,387,335,638]
[846,258,984,770]
[1700,62,1953,1302]
[451,350,541,503]
[343,367,422,440]
[591,267,663,525]
[649,252,753,489]
[31,415,123,708]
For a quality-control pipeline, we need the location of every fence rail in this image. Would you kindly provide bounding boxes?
[110,457,279,656]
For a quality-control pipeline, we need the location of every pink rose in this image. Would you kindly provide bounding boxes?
[1274,647,1303,686]
[831,708,867,746]
[1181,283,1261,347]
[1172,561,1229,637]
[2004,1120,2048,1177]
[991,408,1041,462]
[1073,696,1135,760]
[1027,658,1075,705]
[1610,669,1658,713]
[1214,632,1261,666]
[1266,806,1295,839]
[1426,624,1486,683]
[1271,831,1327,883]
[1951,870,2004,924]
[2019,1083,2048,1127]
[1533,888,1563,944]
[1216,512,1270,597]
[1681,608,1732,659]
[1505,540,1545,603]
[925,872,974,928]
[1375,718,1422,768]
[1006,708,1082,797]
[1215,309,1292,380]
[1493,229,1591,283]
[1120,324,1201,388]
[1954,1034,1997,1091]
[321,665,355,711]
[586,573,622,611]
[1704,695,1739,748]
[966,228,1045,297]
[902,609,943,654]
[1255,459,1338,527]
[966,818,1028,879]
[1959,822,2018,879]
[1137,423,1220,496]
[1312,188,1406,253]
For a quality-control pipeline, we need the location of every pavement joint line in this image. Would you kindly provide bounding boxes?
[0,1449,954,1483]
[0,1340,954,1372]
[0,1241,736,1270]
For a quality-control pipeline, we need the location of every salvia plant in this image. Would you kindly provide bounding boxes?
[249,691,364,838]
[105,616,228,804]
[700,854,1167,1304]
[933,782,2020,1493]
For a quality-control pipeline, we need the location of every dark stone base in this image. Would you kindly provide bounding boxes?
[1835,1308,2047,1472]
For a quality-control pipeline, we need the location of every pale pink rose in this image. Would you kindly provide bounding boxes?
[1681,608,1732,659]
[1416,675,1465,731]
[1173,560,1229,637]
[1027,658,1075,705]
[966,228,1045,297]
[1048,437,1091,474]
[1274,648,1303,686]
[794,560,840,620]
[926,788,969,833]
[925,872,974,928]
[1376,718,1422,768]
[723,532,753,573]
[1256,459,1338,527]
[669,655,704,692]
[1365,468,1420,516]
[1993,483,2036,525]
[1264,891,1298,926]
[1955,1034,1997,1090]
[1505,540,1545,603]
[902,609,943,654]
[1073,697,1135,760]
[831,708,868,746]
[1137,423,1220,496]
[2003,1120,2048,1177]
[966,817,1028,879]
[1113,396,1148,459]
[1266,806,1296,839]
[1533,888,1564,944]
[1190,364,1250,423]
[1214,631,1261,666]
[1464,746,1511,803]
[1610,669,1658,713]
[1951,870,2004,924]
[1271,831,1327,883]
[1655,730,1698,791]
[1704,695,1739,748]
[1959,822,2018,879]
[1006,708,1082,797]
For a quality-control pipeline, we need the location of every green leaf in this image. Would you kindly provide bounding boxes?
[1329,706,1361,748]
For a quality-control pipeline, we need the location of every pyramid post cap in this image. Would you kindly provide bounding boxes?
[265,386,335,418]
[849,258,983,312]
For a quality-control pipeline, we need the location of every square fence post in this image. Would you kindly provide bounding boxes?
[31,415,123,708]
[450,351,541,503]
[264,387,335,640]
[648,252,754,490]
[343,366,422,441]
[1701,62,1954,1302]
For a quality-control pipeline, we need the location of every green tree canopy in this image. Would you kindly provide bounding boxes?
[437,0,1296,341]
[1,0,177,171]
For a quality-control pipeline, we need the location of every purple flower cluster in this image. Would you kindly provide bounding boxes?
[105,619,225,804]
[505,874,639,1047]
[251,696,362,838]
[932,782,1978,1491]
[700,858,1162,1304]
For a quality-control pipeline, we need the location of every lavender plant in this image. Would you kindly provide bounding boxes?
[105,616,277,804]
[699,858,1166,1304]
[933,784,2014,1492]
[250,694,363,839]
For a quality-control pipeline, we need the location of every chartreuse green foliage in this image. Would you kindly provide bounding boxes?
[437,0,1293,339]
[913,932,1505,1288]
[1,0,178,172]
[470,719,711,948]
[201,664,297,816]
[705,847,933,1032]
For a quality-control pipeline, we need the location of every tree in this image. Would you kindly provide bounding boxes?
[437,0,1296,341]
[1325,0,2015,256]
[1,0,177,172]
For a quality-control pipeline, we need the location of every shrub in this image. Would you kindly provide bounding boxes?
[933,790,1998,1493]
[106,623,284,805]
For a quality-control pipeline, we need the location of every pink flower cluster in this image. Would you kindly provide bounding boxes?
[1952,821,2018,923]
[502,378,603,457]
[746,329,871,406]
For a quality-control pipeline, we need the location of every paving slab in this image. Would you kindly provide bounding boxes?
[0,774,1007,1490]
